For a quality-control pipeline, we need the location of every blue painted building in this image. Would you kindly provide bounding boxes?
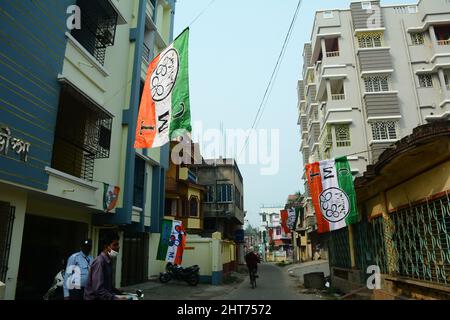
[0,0,176,299]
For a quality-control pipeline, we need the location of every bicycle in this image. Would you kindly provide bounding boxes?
[249,268,257,289]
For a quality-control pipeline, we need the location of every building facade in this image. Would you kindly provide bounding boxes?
[330,120,450,299]
[298,0,450,261]
[193,158,245,273]
[0,0,176,299]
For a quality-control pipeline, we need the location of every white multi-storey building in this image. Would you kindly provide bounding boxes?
[298,0,450,240]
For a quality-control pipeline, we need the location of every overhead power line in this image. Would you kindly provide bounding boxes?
[237,0,303,161]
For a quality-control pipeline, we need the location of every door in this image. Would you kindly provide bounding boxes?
[121,232,149,286]
[15,215,88,300]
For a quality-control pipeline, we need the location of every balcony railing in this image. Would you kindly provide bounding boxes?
[331,94,345,101]
[142,43,151,67]
[437,40,450,46]
[326,51,340,57]
[146,0,155,21]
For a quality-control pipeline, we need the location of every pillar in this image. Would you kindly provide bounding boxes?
[381,192,397,274]
[429,25,438,49]
[321,38,327,59]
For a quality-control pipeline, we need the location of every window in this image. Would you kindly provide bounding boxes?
[235,187,241,209]
[357,33,383,48]
[217,184,233,202]
[335,125,351,147]
[71,0,119,66]
[52,84,112,181]
[205,185,214,203]
[323,11,334,19]
[189,197,199,217]
[364,76,390,92]
[371,121,399,141]
[276,227,282,236]
[411,33,424,45]
[165,199,177,216]
[418,74,433,88]
[362,2,372,10]
[263,215,267,222]
[133,156,145,208]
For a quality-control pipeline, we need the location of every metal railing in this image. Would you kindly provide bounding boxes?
[326,51,340,57]
[437,40,450,46]
[142,43,151,67]
[331,94,345,101]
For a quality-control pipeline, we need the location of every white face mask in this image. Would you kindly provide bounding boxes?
[108,249,119,259]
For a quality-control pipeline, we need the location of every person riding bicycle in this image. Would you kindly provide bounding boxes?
[245,247,260,278]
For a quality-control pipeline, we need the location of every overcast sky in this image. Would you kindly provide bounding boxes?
[173,0,414,227]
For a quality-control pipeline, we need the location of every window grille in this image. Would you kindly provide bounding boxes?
[391,194,450,285]
[418,74,433,88]
[358,33,383,48]
[411,33,425,45]
[52,84,112,181]
[371,121,399,141]
[71,0,119,66]
[364,76,390,92]
[328,227,352,269]
[335,125,351,147]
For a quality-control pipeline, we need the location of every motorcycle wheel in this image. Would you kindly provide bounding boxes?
[187,273,199,286]
[159,273,171,283]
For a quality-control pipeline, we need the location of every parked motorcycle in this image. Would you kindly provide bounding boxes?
[159,262,200,286]
[119,290,145,300]
[43,269,65,300]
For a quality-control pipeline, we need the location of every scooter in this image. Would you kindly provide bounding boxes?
[43,269,65,300]
[159,262,200,286]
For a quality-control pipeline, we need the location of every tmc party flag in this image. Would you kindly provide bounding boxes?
[305,156,358,233]
[135,28,191,149]
[287,208,297,231]
[103,184,120,212]
[156,219,187,265]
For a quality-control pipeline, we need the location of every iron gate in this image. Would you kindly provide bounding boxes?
[0,201,15,282]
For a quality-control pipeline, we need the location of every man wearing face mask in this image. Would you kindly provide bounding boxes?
[64,239,93,300]
[84,231,127,300]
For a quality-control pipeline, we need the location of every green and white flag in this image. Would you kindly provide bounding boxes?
[306,156,359,233]
[135,28,191,149]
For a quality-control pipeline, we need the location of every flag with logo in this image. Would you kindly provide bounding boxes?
[305,156,358,233]
[103,184,120,212]
[135,28,191,149]
[287,208,297,231]
[157,219,187,264]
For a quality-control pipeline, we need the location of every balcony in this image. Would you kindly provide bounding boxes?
[326,51,340,58]
[142,43,151,68]
[179,167,198,184]
[331,94,345,101]
[146,0,155,22]
[437,40,450,46]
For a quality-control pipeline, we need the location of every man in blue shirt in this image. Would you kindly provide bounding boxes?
[63,239,93,300]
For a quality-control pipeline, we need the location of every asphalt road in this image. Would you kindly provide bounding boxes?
[219,263,322,300]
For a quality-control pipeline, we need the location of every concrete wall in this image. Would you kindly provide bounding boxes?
[0,282,5,300]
